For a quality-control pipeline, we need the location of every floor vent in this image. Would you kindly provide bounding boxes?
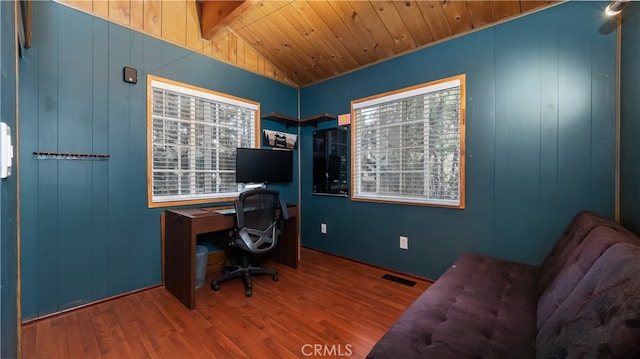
[382,274,416,287]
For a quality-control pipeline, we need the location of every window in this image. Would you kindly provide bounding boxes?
[147,76,259,208]
[351,75,465,208]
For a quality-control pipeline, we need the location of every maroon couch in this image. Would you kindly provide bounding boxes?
[367,212,640,358]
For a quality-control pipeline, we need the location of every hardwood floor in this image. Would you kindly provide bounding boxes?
[21,248,431,358]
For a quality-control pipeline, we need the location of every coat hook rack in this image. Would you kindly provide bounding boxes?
[33,151,110,161]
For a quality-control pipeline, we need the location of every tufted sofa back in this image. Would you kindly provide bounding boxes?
[535,212,640,357]
[536,243,640,357]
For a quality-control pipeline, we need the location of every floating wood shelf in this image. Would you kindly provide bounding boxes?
[33,151,110,161]
[261,112,299,128]
[299,113,337,127]
[261,112,337,128]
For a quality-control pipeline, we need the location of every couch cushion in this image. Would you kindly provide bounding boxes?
[537,226,640,329]
[537,211,621,295]
[536,243,640,358]
[367,253,539,359]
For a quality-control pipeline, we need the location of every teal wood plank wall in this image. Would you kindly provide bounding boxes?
[299,1,617,280]
[0,0,19,356]
[19,1,297,319]
[621,3,640,234]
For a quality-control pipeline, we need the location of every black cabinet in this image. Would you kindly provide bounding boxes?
[313,127,348,195]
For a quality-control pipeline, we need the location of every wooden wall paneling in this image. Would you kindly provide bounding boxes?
[58,0,294,86]
[58,162,95,309]
[56,8,96,309]
[538,13,561,257]
[307,1,378,65]
[143,0,162,37]
[348,1,403,55]
[327,1,390,60]
[36,2,61,317]
[230,31,240,65]
[243,43,260,72]
[520,0,552,13]
[209,31,229,62]
[439,0,472,35]
[503,51,543,261]
[185,0,203,52]
[415,1,453,41]
[556,7,603,215]
[493,1,521,20]
[106,24,133,296]
[371,1,417,52]
[17,0,39,321]
[108,0,131,26]
[129,31,159,290]
[63,0,92,13]
[392,1,435,48]
[467,1,497,29]
[257,56,265,74]
[288,2,360,71]
[160,0,186,45]
[91,18,110,302]
[129,0,144,31]
[93,0,109,19]
[620,1,640,233]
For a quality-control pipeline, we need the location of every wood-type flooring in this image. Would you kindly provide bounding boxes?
[21,248,431,358]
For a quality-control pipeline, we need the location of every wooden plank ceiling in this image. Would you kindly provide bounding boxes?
[60,0,558,88]
[201,0,558,87]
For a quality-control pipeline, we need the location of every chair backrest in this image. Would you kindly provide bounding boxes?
[233,188,286,254]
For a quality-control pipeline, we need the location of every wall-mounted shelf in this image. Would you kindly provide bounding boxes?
[33,151,110,161]
[299,113,337,127]
[261,112,337,128]
[261,112,299,128]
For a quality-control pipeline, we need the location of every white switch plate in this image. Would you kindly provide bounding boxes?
[0,122,13,179]
[321,223,327,234]
[400,236,408,250]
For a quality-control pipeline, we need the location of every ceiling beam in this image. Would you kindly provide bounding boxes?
[199,0,252,39]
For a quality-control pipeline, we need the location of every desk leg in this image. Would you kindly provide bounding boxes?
[164,214,196,310]
[271,216,299,268]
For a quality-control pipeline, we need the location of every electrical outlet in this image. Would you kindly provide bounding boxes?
[321,223,327,234]
[399,236,408,250]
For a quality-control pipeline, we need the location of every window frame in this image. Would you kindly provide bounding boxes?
[146,75,260,208]
[350,74,466,208]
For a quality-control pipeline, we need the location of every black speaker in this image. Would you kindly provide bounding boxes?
[123,66,137,84]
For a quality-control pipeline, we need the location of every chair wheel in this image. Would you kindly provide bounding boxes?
[245,289,252,297]
[212,282,220,291]
[273,273,279,282]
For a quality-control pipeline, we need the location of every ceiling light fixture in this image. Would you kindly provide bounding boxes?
[605,0,629,16]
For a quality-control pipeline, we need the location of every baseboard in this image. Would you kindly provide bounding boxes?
[300,246,435,284]
[20,284,162,325]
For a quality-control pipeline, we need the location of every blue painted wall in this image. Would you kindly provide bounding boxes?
[0,0,19,356]
[19,1,297,319]
[299,1,617,280]
[621,3,640,234]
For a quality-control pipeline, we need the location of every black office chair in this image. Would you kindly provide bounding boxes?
[211,188,288,297]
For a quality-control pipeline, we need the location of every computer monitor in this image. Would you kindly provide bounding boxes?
[236,148,293,184]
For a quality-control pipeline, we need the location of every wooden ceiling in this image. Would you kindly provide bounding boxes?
[200,0,559,87]
[60,0,559,88]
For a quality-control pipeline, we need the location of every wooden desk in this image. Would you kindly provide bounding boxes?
[164,206,298,310]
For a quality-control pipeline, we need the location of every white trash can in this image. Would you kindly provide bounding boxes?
[195,245,208,289]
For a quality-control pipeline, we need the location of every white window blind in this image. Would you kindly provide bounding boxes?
[148,77,258,206]
[352,75,465,207]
